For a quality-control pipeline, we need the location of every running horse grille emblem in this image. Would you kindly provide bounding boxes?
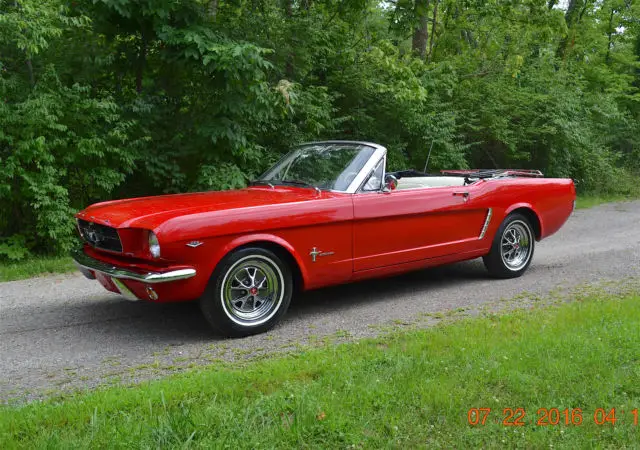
[85,226,102,245]
[309,247,334,262]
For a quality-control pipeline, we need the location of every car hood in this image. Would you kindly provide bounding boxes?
[76,187,336,230]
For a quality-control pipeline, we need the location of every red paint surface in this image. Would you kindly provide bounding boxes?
[75,178,576,303]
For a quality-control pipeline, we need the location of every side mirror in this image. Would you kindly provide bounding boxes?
[383,174,398,192]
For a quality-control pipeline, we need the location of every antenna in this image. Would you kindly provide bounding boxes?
[423,141,434,173]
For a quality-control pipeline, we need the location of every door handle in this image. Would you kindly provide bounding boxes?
[453,191,470,199]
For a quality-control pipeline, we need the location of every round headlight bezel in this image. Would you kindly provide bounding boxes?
[148,231,161,258]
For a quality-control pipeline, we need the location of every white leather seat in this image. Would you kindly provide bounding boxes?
[396,176,466,190]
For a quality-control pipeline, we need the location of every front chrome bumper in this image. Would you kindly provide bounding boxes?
[71,248,196,284]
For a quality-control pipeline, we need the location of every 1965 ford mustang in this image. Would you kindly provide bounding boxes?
[72,141,576,336]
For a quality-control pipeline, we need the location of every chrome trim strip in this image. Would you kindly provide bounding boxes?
[479,208,493,239]
[112,278,140,301]
[300,140,386,147]
[71,248,196,284]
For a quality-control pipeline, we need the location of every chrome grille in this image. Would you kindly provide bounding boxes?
[77,219,123,253]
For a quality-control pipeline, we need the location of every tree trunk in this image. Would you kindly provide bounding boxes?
[565,0,584,25]
[605,7,615,65]
[412,0,430,59]
[208,0,218,21]
[557,0,585,59]
[25,58,35,87]
[284,0,294,78]
[136,30,147,94]
[634,29,640,88]
[427,0,438,62]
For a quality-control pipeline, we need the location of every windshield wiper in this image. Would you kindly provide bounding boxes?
[279,179,318,189]
[250,179,322,192]
[248,180,275,188]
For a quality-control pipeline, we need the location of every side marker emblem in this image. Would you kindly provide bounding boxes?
[309,247,334,262]
[186,241,204,248]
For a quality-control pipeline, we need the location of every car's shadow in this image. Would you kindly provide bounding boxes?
[289,259,487,314]
[20,259,489,343]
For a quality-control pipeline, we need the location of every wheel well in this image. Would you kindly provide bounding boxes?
[510,207,541,240]
[233,241,304,292]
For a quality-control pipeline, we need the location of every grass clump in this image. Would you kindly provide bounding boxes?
[0,256,76,282]
[575,194,639,209]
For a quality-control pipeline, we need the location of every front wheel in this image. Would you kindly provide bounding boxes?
[200,247,293,337]
[483,213,535,278]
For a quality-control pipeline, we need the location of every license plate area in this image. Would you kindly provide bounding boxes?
[95,272,139,301]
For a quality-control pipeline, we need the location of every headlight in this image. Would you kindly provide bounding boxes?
[148,232,161,258]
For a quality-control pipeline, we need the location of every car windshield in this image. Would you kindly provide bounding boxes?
[258,143,376,191]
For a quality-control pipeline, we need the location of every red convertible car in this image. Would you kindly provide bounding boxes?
[73,141,576,336]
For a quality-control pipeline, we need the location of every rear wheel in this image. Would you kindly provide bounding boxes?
[200,247,293,337]
[483,213,535,278]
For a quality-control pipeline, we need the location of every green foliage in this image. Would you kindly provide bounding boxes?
[0,235,29,261]
[0,69,139,254]
[1,0,639,259]
[0,0,64,58]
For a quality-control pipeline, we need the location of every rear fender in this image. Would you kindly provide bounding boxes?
[504,203,544,239]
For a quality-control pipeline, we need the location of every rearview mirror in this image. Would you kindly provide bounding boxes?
[383,174,398,192]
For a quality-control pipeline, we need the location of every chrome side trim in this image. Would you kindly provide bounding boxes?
[71,248,196,284]
[112,278,140,301]
[479,208,493,239]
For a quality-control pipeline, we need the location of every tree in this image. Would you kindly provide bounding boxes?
[1,0,639,259]
[412,0,430,58]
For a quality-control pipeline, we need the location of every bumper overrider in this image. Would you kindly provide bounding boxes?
[71,248,197,301]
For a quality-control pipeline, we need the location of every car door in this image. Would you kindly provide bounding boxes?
[352,183,489,271]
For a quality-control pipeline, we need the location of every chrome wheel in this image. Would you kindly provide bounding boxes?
[220,255,284,326]
[500,220,533,271]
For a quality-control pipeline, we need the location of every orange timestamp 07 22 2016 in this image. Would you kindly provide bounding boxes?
[467,407,638,427]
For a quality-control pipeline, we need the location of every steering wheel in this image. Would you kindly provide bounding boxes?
[332,171,359,190]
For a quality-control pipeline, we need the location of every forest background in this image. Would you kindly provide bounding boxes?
[1,0,638,259]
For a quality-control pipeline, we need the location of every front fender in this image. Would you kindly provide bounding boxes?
[210,233,311,289]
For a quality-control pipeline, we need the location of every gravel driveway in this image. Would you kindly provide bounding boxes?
[2,201,640,402]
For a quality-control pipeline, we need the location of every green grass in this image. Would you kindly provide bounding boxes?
[0,256,76,282]
[575,194,639,209]
[3,293,640,448]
